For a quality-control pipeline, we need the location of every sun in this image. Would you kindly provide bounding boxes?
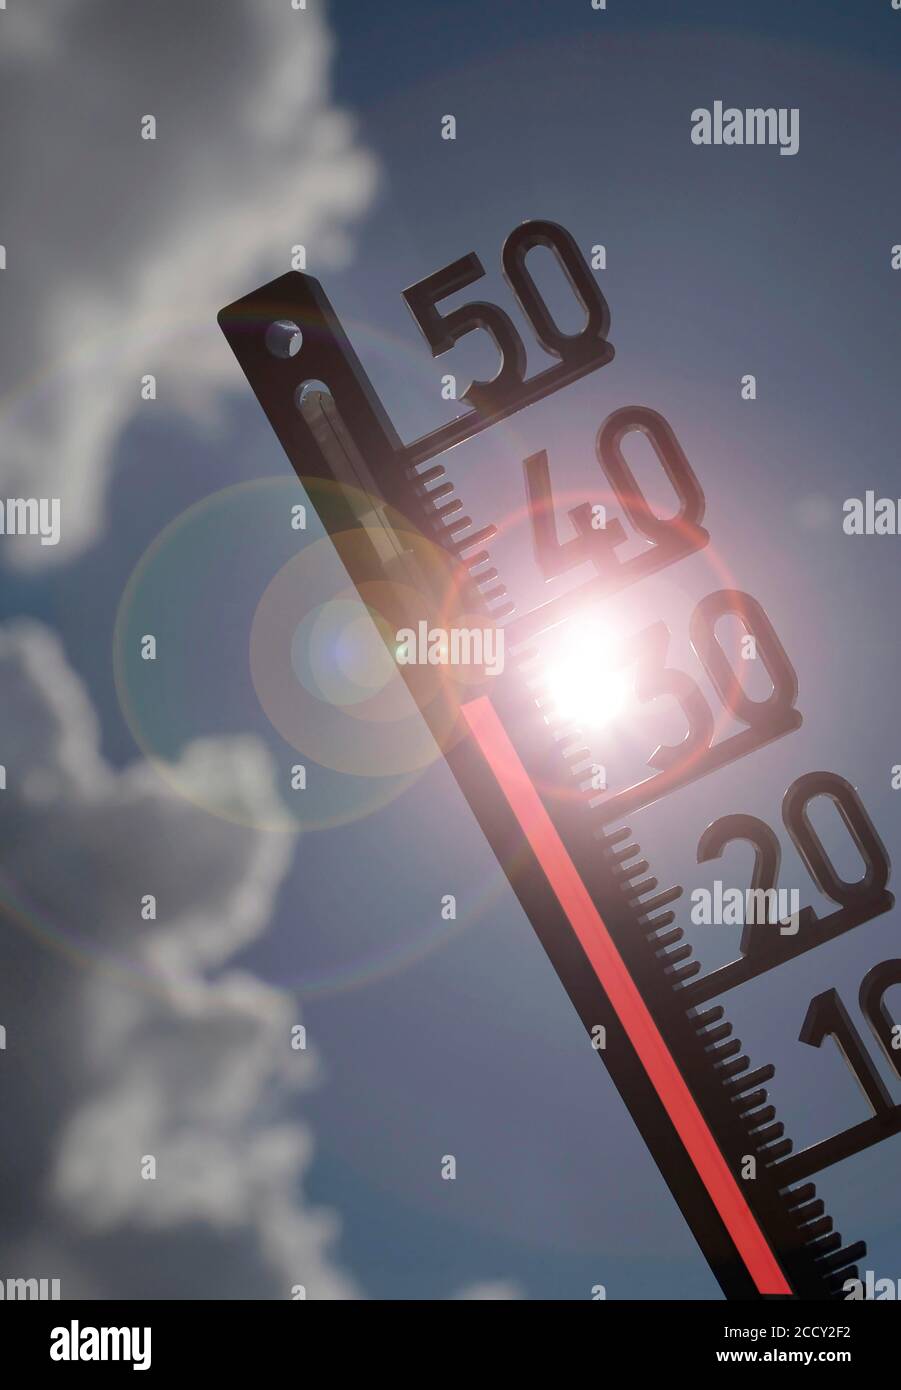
[543,618,631,730]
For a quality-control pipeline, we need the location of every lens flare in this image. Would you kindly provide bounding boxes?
[544,619,630,730]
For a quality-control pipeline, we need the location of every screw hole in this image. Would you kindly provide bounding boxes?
[294,380,333,412]
[265,320,304,359]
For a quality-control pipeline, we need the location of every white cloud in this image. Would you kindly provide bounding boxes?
[0,621,357,1298]
[0,0,378,568]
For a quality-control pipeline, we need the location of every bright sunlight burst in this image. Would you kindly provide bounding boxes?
[544,618,631,730]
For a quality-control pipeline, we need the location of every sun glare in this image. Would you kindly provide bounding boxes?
[544,619,631,730]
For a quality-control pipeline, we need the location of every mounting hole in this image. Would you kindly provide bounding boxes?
[265,320,304,359]
[295,380,333,412]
